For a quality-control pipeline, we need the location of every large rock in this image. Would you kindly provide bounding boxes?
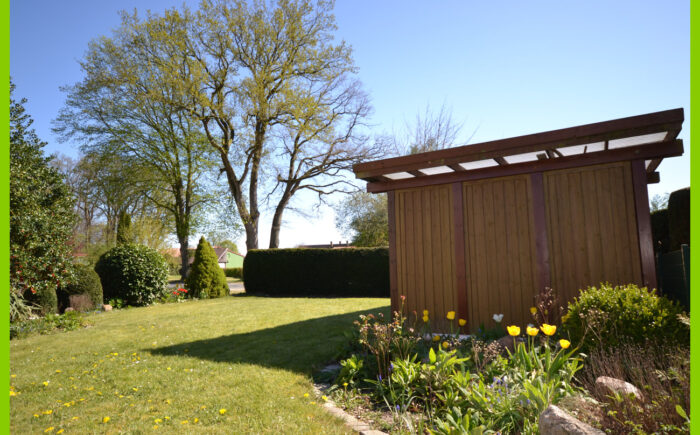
[539,405,604,435]
[595,376,642,400]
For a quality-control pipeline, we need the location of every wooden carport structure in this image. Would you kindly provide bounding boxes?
[353,108,685,332]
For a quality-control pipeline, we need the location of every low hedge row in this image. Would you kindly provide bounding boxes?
[243,248,389,297]
[224,267,243,278]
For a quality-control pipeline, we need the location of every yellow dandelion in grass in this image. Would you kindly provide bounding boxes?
[559,339,571,349]
[43,410,53,415]
[11,374,16,378]
[322,395,328,401]
[181,420,189,424]
[10,391,16,397]
[71,417,79,421]
[310,401,316,405]
[44,427,54,433]
[432,334,440,342]
[526,326,539,337]
[55,370,61,373]
[219,408,227,415]
[56,430,64,434]
[33,414,39,418]
[446,311,456,320]
[42,381,49,387]
[303,393,309,398]
[200,405,206,410]
[102,416,110,423]
[458,318,467,326]
[164,416,170,420]
[154,418,162,424]
[194,418,199,423]
[506,325,520,336]
[540,323,557,336]
[132,387,138,392]
[166,367,171,371]
[165,399,171,404]
[343,382,348,387]
[442,341,449,349]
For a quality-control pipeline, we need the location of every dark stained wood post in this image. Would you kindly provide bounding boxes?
[387,191,399,315]
[451,182,469,328]
[530,172,551,292]
[631,160,658,289]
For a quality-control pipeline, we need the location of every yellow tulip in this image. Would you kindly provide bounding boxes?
[526,326,539,336]
[506,325,520,336]
[559,339,571,349]
[530,306,537,315]
[422,315,429,323]
[458,319,466,326]
[446,311,456,320]
[432,334,441,342]
[540,324,557,336]
[423,309,429,316]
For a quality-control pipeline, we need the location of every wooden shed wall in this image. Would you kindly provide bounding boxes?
[544,162,642,305]
[390,161,645,333]
[394,185,457,327]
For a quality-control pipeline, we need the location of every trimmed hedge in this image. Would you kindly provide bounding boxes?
[668,187,689,251]
[224,267,243,279]
[243,248,389,297]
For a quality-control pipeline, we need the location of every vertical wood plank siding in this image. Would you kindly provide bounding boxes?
[390,161,646,332]
[395,185,456,325]
[461,175,538,330]
[544,162,642,305]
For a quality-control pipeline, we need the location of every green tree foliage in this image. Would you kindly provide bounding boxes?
[116,211,133,245]
[186,237,229,299]
[212,239,239,254]
[95,244,168,306]
[335,192,388,247]
[10,81,76,314]
[98,0,385,251]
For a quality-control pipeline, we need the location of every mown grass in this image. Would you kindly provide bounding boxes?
[10,296,389,434]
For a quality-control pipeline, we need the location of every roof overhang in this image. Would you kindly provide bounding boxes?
[353,108,684,193]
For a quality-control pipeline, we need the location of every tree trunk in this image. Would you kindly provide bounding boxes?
[269,188,293,249]
[178,238,190,282]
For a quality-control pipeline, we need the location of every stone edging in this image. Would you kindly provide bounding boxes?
[313,376,388,435]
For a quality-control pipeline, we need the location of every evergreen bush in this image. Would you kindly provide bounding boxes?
[224,267,243,278]
[95,244,168,306]
[59,264,103,309]
[561,283,688,352]
[186,237,229,298]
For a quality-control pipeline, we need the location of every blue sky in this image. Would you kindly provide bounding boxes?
[10,0,690,251]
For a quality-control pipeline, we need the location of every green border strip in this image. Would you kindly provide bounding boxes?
[691,0,698,432]
[2,0,10,431]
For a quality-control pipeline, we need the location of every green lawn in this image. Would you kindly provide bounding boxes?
[10,296,389,434]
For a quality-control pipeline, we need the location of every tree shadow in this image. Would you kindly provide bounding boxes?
[146,305,389,374]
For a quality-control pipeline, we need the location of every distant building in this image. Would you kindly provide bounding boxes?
[298,241,352,249]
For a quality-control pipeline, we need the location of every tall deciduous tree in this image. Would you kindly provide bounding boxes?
[114,0,384,249]
[10,81,76,313]
[335,192,388,247]
[55,20,221,279]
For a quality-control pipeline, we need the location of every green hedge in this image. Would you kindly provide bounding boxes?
[58,264,103,310]
[243,248,389,297]
[224,267,243,278]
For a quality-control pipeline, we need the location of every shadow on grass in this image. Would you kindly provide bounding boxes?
[147,305,389,374]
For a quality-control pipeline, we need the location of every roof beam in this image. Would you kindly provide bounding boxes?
[494,156,508,165]
[354,108,684,180]
[366,139,683,193]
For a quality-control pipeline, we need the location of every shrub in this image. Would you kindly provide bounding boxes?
[186,237,228,299]
[650,208,670,253]
[224,267,243,279]
[95,244,168,306]
[10,310,88,340]
[58,264,103,310]
[244,248,389,297]
[667,187,689,250]
[561,283,688,352]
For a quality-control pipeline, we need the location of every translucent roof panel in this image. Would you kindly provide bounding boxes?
[557,142,605,156]
[384,172,415,180]
[420,165,455,176]
[608,132,668,149]
[504,151,542,164]
[459,159,499,170]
